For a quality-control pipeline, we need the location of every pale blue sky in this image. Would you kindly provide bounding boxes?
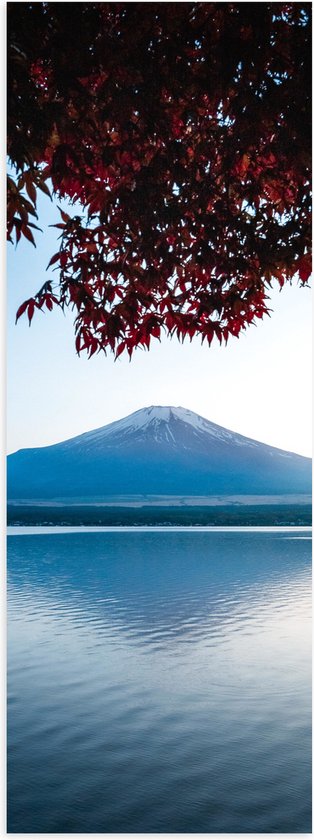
[7,191,312,457]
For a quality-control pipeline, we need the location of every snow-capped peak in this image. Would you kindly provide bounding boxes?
[70,405,263,451]
[81,405,211,439]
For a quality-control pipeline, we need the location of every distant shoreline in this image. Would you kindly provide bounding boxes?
[7,502,312,528]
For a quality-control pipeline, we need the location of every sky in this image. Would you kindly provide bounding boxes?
[7,190,312,458]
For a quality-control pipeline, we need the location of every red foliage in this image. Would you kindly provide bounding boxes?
[7,3,311,357]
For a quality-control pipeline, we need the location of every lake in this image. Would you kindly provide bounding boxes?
[7,528,312,833]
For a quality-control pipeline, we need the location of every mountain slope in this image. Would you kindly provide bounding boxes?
[7,405,312,501]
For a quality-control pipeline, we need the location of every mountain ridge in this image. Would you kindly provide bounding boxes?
[7,405,311,501]
[11,405,309,457]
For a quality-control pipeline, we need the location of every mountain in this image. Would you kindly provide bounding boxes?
[7,405,311,501]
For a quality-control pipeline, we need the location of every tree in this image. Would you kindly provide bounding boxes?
[7,2,311,358]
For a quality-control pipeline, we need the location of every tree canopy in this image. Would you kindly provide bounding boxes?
[7,2,311,357]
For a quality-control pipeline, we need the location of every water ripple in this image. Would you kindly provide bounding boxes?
[7,530,311,833]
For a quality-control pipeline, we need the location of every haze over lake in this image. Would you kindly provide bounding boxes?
[7,528,311,833]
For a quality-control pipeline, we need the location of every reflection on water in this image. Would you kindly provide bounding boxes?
[7,531,311,832]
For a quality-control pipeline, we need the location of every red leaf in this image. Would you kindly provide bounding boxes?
[298,255,312,283]
[165,313,175,330]
[214,324,222,343]
[22,226,36,246]
[89,339,99,357]
[115,341,126,358]
[27,301,35,324]
[60,252,68,267]
[26,180,37,205]
[47,252,61,268]
[15,300,29,323]
[37,180,51,198]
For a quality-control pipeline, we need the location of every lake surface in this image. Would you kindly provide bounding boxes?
[7,529,312,832]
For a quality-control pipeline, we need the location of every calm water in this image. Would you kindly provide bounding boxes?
[7,529,312,833]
